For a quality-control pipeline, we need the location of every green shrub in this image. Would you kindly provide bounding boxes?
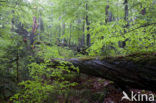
[10,60,79,103]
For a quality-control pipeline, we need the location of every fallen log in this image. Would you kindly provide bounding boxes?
[66,53,156,91]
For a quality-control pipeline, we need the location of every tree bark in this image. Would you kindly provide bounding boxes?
[124,0,128,23]
[118,0,129,48]
[69,23,72,47]
[105,5,109,23]
[64,54,156,91]
[85,3,91,47]
[16,50,19,83]
[82,19,85,47]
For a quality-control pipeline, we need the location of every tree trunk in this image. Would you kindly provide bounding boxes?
[118,0,129,48]
[16,50,19,83]
[124,0,128,22]
[85,3,91,47]
[69,23,72,47]
[82,19,85,47]
[63,54,156,91]
[62,22,65,44]
[105,5,109,23]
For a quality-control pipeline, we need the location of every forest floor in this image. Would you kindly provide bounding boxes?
[57,73,156,103]
[57,52,156,103]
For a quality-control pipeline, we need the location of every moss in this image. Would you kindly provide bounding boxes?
[77,52,156,66]
[78,56,97,61]
[123,53,156,66]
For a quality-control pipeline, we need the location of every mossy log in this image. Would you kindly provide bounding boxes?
[66,53,156,91]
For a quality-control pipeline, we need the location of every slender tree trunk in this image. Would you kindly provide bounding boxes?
[62,22,65,45]
[69,23,72,46]
[86,3,91,47]
[77,19,82,49]
[105,5,109,23]
[58,25,61,39]
[118,0,129,48]
[124,0,129,27]
[38,17,41,41]
[82,19,85,47]
[30,16,38,46]
[16,49,19,83]
[57,16,62,44]
[38,16,44,41]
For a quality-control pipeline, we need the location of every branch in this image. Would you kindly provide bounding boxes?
[125,22,156,35]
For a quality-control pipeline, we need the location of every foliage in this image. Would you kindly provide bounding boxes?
[88,20,156,56]
[0,0,156,102]
[10,60,79,103]
[36,45,75,60]
[0,31,30,100]
[86,0,156,56]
